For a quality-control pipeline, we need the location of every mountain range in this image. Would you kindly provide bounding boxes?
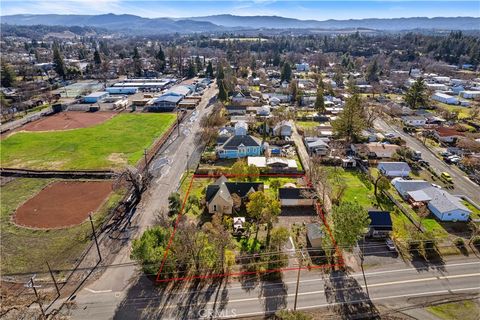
[1,14,479,34]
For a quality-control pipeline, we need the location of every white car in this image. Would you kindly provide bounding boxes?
[386,239,397,251]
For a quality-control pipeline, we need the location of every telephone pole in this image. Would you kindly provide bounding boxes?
[89,214,102,262]
[293,257,303,310]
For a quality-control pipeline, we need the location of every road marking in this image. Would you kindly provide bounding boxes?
[84,288,112,294]
[229,287,480,318]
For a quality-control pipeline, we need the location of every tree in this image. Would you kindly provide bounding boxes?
[314,84,325,114]
[246,191,268,242]
[53,45,66,79]
[247,164,260,182]
[1,62,16,87]
[93,49,102,65]
[332,93,366,142]
[216,63,225,81]
[218,80,228,102]
[365,59,379,83]
[168,192,181,216]
[405,77,429,109]
[281,62,292,82]
[155,45,166,71]
[270,227,289,251]
[206,61,214,78]
[246,191,281,247]
[275,310,313,320]
[230,159,248,181]
[374,175,390,197]
[331,201,370,250]
[186,62,196,78]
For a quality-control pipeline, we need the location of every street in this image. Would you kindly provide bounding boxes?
[70,256,480,319]
[374,118,480,204]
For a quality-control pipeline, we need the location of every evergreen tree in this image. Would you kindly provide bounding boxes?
[186,62,196,79]
[206,61,214,78]
[53,45,66,79]
[405,77,429,109]
[216,64,225,81]
[332,201,370,251]
[1,62,16,88]
[218,80,228,101]
[332,93,366,143]
[156,46,166,71]
[365,59,379,83]
[281,62,292,82]
[93,49,102,65]
[132,47,140,59]
[314,85,325,114]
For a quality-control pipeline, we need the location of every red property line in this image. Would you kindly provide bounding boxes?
[155,172,343,283]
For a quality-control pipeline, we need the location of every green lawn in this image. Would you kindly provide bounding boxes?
[326,167,376,208]
[426,300,480,320]
[435,102,472,120]
[463,200,480,220]
[296,121,319,129]
[0,178,123,274]
[1,113,177,170]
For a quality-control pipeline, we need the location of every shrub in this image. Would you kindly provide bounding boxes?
[454,237,465,247]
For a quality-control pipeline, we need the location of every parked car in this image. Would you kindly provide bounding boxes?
[386,239,397,252]
[441,172,453,182]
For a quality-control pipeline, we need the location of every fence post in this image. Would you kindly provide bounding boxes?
[46,261,60,297]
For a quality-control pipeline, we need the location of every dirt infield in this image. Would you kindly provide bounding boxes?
[18,111,118,132]
[14,180,113,229]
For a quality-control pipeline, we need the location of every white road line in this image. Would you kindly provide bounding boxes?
[84,288,113,294]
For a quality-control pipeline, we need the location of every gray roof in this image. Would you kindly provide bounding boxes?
[423,187,471,214]
[221,135,261,149]
[153,94,183,104]
[306,223,324,241]
[391,178,431,197]
[378,162,411,173]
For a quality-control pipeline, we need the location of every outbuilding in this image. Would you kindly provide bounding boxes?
[378,162,411,177]
[83,91,109,103]
[278,188,315,207]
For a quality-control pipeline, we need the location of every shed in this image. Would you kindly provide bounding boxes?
[84,91,109,103]
[279,188,315,207]
[306,223,324,249]
[367,210,392,238]
[378,162,411,177]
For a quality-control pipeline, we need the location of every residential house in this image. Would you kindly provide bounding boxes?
[226,105,247,116]
[422,187,471,222]
[378,162,411,177]
[206,176,264,214]
[402,115,426,127]
[367,210,393,238]
[257,105,271,117]
[247,157,298,171]
[273,120,293,138]
[231,91,257,106]
[304,137,330,156]
[434,127,465,143]
[352,143,400,159]
[296,63,310,72]
[217,135,263,159]
[234,121,248,136]
[279,188,316,207]
[391,178,432,199]
[460,90,480,99]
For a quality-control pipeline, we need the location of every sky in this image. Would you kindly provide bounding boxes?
[1,1,479,20]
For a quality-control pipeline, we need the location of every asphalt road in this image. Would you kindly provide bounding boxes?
[374,118,480,204]
[69,256,480,319]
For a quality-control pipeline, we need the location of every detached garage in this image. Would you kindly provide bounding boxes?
[278,188,316,207]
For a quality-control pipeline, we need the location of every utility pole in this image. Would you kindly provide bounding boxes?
[360,237,369,298]
[29,276,46,319]
[143,148,149,173]
[293,257,303,311]
[46,261,60,297]
[186,152,189,172]
[89,214,102,262]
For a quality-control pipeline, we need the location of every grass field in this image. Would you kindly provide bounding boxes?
[426,300,480,320]
[1,113,176,170]
[0,178,122,274]
[326,167,376,208]
[296,121,320,129]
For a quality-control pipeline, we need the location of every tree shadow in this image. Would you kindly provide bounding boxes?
[324,270,380,320]
[113,275,228,319]
[409,242,446,273]
[259,273,287,317]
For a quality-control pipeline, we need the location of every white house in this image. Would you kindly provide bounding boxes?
[402,115,427,127]
[426,83,448,91]
[459,90,480,99]
[234,121,248,136]
[432,92,458,105]
[422,187,471,222]
[296,63,310,72]
[273,120,293,138]
[378,162,411,177]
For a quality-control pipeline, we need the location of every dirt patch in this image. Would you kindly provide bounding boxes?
[14,180,113,229]
[13,111,117,133]
[107,153,128,166]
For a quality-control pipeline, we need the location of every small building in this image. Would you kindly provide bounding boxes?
[105,87,138,95]
[422,187,471,222]
[352,143,400,159]
[296,63,310,72]
[273,120,293,138]
[279,188,315,207]
[150,93,183,112]
[234,121,248,136]
[367,210,393,238]
[402,115,426,127]
[431,92,458,105]
[306,223,324,249]
[84,91,109,103]
[434,127,465,143]
[459,90,480,99]
[304,137,330,156]
[391,178,431,199]
[378,162,411,177]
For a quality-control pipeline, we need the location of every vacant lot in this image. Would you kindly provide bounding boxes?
[1,178,123,274]
[15,180,113,229]
[1,113,176,170]
[326,167,376,208]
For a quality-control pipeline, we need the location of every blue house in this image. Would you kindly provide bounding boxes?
[217,135,263,159]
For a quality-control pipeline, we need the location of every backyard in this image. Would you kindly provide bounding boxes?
[1,113,176,170]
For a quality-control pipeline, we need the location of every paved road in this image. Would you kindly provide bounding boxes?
[70,256,480,319]
[374,118,480,204]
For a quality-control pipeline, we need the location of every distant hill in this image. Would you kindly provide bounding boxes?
[189,14,480,31]
[1,14,479,34]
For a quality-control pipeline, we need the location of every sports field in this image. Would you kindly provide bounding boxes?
[1,113,176,170]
